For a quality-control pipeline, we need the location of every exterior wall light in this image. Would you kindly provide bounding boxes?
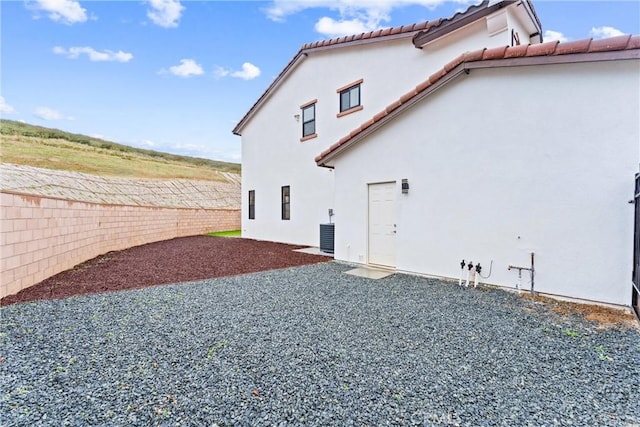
[402,178,409,194]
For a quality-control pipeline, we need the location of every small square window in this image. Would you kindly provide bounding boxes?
[302,104,315,137]
[339,84,360,112]
[281,186,290,220]
[248,190,255,220]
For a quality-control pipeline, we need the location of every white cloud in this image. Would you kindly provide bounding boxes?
[147,0,184,28]
[35,107,62,120]
[53,46,133,62]
[0,96,16,114]
[32,0,88,24]
[231,63,261,80]
[164,59,204,77]
[590,26,625,40]
[264,0,472,37]
[314,16,376,37]
[34,106,74,121]
[215,63,261,80]
[543,30,568,43]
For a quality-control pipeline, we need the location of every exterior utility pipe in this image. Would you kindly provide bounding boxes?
[460,259,490,289]
[508,252,535,295]
[530,252,535,294]
[474,263,481,288]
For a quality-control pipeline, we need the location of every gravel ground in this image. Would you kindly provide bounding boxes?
[1,262,639,426]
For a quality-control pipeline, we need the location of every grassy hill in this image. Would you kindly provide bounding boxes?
[0,119,240,181]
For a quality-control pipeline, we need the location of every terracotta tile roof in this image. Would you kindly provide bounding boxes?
[232,1,496,136]
[316,35,640,166]
[412,0,491,46]
[301,21,433,50]
[413,1,542,48]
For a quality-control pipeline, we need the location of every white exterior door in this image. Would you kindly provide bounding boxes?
[368,182,396,268]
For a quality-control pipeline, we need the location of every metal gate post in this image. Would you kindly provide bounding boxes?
[632,172,640,321]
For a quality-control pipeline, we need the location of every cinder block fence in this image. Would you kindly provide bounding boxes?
[0,191,240,299]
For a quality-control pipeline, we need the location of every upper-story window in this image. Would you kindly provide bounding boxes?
[300,100,317,141]
[337,79,363,117]
[340,85,360,111]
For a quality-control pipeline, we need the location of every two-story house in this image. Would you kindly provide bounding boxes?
[234,0,640,309]
[315,35,640,307]
[233,0,542,246]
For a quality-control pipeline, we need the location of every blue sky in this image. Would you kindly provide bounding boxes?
[2,1,638,163]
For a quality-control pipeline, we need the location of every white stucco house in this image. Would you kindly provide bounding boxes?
[234,0,542,246]
[234,0,640,308]
[316,35,640,307]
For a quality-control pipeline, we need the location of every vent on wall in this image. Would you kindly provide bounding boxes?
[320,223,335,254]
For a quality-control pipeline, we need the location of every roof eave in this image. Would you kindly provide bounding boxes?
[467,48,640,68]
[306,31,416,54]
[412,0,499,48]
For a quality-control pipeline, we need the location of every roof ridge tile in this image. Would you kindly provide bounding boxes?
[526,40,560,56]
[415,79,433,94]
[373,110,388,122]
[482,45,508,60]
[428,68,447,84]
[385,100,402,114]
[589,34,632,52]
[504,44,529,58]
[553,38,592,55]
[360,118,375,130]
[464,48,486,62]
[444,53,465,72]
[400,88,419,104]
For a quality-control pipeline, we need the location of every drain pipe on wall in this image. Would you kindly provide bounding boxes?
[508,252,535,295]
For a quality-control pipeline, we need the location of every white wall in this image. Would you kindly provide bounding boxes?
[331,60,639,306]
[240,5,529,246]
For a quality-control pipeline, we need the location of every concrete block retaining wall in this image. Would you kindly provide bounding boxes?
[0,191,240,299]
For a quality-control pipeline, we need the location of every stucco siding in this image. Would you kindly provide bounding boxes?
[240,14,523,246]
[332,60,639,306]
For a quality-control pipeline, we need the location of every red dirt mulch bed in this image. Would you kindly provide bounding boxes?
[1,236,330,306]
